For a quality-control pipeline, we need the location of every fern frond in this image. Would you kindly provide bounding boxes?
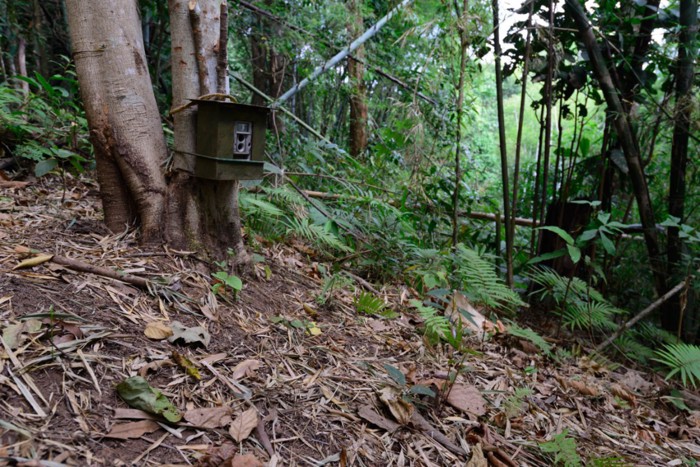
[563,302,621,331]
[410,299,451,341]
[653,343,700,388]
[613,334,655,364]
[455,245,525,312]
[506,321,553,356]
[285,217,352,252]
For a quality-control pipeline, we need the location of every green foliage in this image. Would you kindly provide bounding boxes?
[539,429,582,467]
[504,386,533,418]
[355,291,397,318]
[211,271,243,298]
[507,321,553,356]
[410,299,452,344]
[653,343,700,388]
[0,63,91,177]
[529,267,620,333]
[317,272,354,305]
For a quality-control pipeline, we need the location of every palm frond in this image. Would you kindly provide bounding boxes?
[653,343,700,388]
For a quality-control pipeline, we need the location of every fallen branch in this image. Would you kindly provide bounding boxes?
[51,255,151,289]
[596,276,691,352]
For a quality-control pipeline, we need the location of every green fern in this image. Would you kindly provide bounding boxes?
[285,217,352,252]
[410,299,451,342]
[355,292,397,318]
[453,245,525,312]
[563,302,621,331]
[613,334,656,364]
[653,343,700,388]
[507,321,553,356]
[539,429,582,467]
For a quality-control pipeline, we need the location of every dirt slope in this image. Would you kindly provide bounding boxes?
[0,176,698,466]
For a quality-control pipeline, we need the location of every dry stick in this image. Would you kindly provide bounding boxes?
[595,277,690,352]
[51,255,151,289]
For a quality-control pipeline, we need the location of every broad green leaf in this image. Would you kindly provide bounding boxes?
[528,248,566,265]
[538,226,574,245]
[383,364,406,387]
[566,244,581,264]
[116,376,182,422]
[34,159,58,177]
[599,231,615,255]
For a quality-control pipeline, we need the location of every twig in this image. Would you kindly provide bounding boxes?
[596,276,691,352]
[51,255,152,288]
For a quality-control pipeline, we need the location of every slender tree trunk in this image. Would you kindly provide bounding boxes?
[65,0,168,242]
[452,0,469,249]
[347,0,368,158]
[665,0,697,334]
[493,0,512,285]
[565,0,668,299]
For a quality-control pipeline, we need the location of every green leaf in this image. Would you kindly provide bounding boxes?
[34,159,58,177]
[116,376,182,422]
[383,364,406,387]
[538,226,575,245]
[579,137,590,157]
[408,385,436,398]
[528,248,566,265]
[566,244,581,264]
[599,231,615,255]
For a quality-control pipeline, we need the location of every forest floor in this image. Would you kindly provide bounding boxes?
[0,174,699,467]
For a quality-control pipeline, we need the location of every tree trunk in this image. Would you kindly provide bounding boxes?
[167,0,248,265]
[250,0,285,132]
[347,0,368,158]
[65,0,168,242]
[565,0,668,301]
[665,0,697,334]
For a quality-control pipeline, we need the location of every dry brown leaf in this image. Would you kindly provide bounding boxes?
[378,387,414,425]
[610,383,637,407]
[228,407,259,442]
[14,245,31,254]
[196,442,237,467]
[466,443,488,467]
[229,454,263,467]
[105,420,160,439]
[231,359,261,381]
[184,407,233,429]
[113,408,158,420]
[144,321,173,340]
[560,378,599,396]
[357,405,401,433]
[444,383,487,416]
[448,292,490,338]
[13,254,53,270]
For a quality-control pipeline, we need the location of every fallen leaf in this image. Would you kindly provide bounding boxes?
[231,359,261,380]
[2,319,43,349]
[448,292,490,338]
[113,408,158,420]
[228,407,259,442]
[196,442,237,467]
[307,321,322,336]
[444,383,488,416]
[168,321,211,348]
[13,254,54,270]
[14,245,31,254]
[378,387,414,425]
[357,405,400,433]
[184,406,233,429]
[558,377,599,396]
[230,453,263,467]
[105,420,160,439]
[611,383,637,407]
[116,376,182,422]
[144,322,173,340]
[466,443,488,467]
[172,351,201,380]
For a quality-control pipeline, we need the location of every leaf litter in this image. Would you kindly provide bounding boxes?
[0,175,698,465]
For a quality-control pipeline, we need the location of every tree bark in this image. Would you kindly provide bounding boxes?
[565,0,668,300]
[167,0,248,265]
[665,0,697,334]
[65,0,168,242]
[347,0,368,158]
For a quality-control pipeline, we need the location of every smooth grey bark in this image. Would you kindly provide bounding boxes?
[65,0,167,242]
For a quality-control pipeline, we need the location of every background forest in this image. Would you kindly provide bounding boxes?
[1,0,699,388]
